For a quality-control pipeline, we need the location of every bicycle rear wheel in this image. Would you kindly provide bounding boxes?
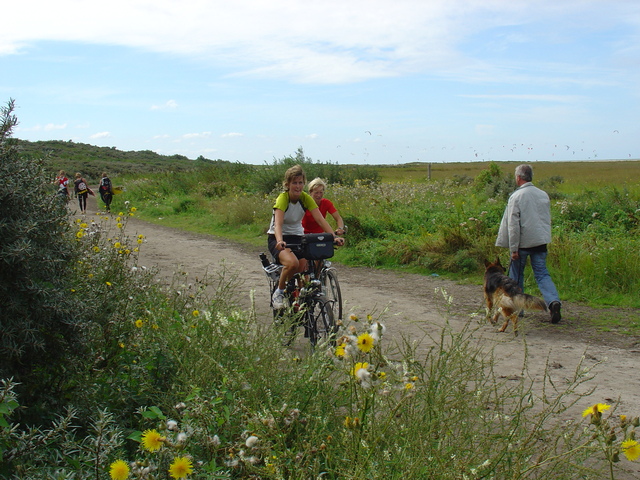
[308,295,337,347]
[320,268,342,322]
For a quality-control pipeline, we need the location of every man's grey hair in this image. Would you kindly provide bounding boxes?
[515,164,533,182]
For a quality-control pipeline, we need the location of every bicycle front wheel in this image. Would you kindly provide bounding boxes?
[320,268,342,322]
[308,295,337,347]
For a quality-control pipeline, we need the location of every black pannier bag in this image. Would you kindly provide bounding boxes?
[303,233,334,260]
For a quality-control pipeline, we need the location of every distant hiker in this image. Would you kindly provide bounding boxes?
[73,172,91,215]
[55,170,70,201]
[98,172,114,212]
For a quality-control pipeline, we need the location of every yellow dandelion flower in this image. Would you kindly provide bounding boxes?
[378,371,387,380]
[405,382,414,390]
[582,403,611,418]
[349,314,359,321]
[118,212,124,217]
[343,416,352,428]
[192,310,200,317]
[351,362,368,378]
[367,314,373,321]
[152,324,159,329]
[134,247,139,252]
[114,242,121,249]
[124,249,131,255]
[76,231,84,238]
[137,238,143,244]
[109,459,130,480]
[356,333,375,353]
[117,223,123,229]
[622,439,640,461]
[135,319,144,328]
[93,246,100,253]
[138,234,145,239]
[141,429,165,452]
[80,222,88,228]
[88,273,94,278]
[131,207,137,212]
[335,344,346,357]
[106,281,112,286]
[168,456,193,479]
[119,342,125,348]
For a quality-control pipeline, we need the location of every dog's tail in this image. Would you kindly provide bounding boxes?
[511,293,547,312]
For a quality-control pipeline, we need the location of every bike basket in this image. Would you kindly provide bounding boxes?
[303,234,334,260]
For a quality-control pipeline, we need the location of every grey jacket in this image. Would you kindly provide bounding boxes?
[495,182,552,253]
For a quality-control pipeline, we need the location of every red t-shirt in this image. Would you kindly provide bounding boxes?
[302,198,337,234]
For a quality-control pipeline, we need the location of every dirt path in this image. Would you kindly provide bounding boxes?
[82,194,640,460]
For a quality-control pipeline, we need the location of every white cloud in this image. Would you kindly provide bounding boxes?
[183,132,211,139]
[306,133,319,139]
[221,132,243,138]
[4,1,633,84]
[44,123,67,131]
[90,131,111,139]
[150,99,178,110]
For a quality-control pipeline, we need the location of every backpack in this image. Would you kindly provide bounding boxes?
[77,180,88,192]
[99,177,112,192]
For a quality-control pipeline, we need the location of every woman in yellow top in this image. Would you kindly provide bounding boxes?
[267,165,344,309]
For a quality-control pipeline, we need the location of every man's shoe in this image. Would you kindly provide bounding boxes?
[272,290,285,309]
[549,301,561,324]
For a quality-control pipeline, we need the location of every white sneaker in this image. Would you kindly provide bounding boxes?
[272,290,285,309]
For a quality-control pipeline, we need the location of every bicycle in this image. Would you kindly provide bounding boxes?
[260,234,339,347]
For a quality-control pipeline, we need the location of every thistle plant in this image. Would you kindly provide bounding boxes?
[582,403,640,479]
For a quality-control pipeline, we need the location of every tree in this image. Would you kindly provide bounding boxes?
[0,100,88,420]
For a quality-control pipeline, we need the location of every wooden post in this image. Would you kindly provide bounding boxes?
[428,163,432,180]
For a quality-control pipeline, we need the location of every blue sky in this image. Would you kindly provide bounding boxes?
[2,0,639,165]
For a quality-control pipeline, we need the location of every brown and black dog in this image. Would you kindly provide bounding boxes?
[483,257,547,334]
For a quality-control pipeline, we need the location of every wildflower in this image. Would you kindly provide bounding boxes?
[106,281,112,287]
[167,420,178,431]
[622,439,640,461]
[109,459,130,480]
[114,242,121,249]
[405,382,414,390]
[141,429,165,452]
[357,333,375,353]
[335,344,346,357]
[131,207,137,212]
[177,432,188,444]
[377,371,387,380]
[349,314,359,321]
[168,456,193,479]
[582,403,611,418]
[119,342,125,348]
[351,362,368,378]
[192,310,200,317]
[93,246,100,253]
[245,435,259,448]
[117,223,123,229]
[135,319,143,328]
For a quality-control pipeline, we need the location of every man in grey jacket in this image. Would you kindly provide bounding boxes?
[496,164,562,323]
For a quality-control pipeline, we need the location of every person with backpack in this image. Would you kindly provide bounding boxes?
[98,172,114,212]
[54,170,70,202]
[267,165,344,309]
[73,172,91,215]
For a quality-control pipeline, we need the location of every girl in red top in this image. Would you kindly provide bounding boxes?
[302,177,345,236]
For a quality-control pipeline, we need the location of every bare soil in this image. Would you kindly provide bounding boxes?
[84,194,640,477]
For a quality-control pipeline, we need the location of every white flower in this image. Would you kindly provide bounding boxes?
[245,435,259,448]
[177,432,187,443]
[166,420,178,431]
[211,434,221,446]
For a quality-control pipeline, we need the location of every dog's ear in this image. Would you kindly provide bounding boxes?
[495,256,502,267]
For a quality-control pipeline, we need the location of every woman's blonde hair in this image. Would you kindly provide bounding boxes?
[308,177,327,193]
[283,165,306,191]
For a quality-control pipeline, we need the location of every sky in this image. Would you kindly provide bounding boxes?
[2,0,640,165]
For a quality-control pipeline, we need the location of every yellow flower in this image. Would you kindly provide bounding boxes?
[119,342,125,348]
[141,429,165,452]
[131,207,137,212]
[378,371,387,380]
[349,314,359,321]
[192,310,200,317]
[405,382,414,390]
[367,314,373,321]
[351,362,368,378]
[76,231,84,238]
[582,403,611,417]
[356,333,374,353]
[80,222,88,228]
[93,246,100,253]
[335,344,346,357]
[622,439,640,461]
[138,234,145,239]
[109,459,130,480]
[117,223,123,229]
[114,242,121,249]
[169,456,193,479]
[137,238,143,244]
[106,281,112,286]
[135,319,144,328]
